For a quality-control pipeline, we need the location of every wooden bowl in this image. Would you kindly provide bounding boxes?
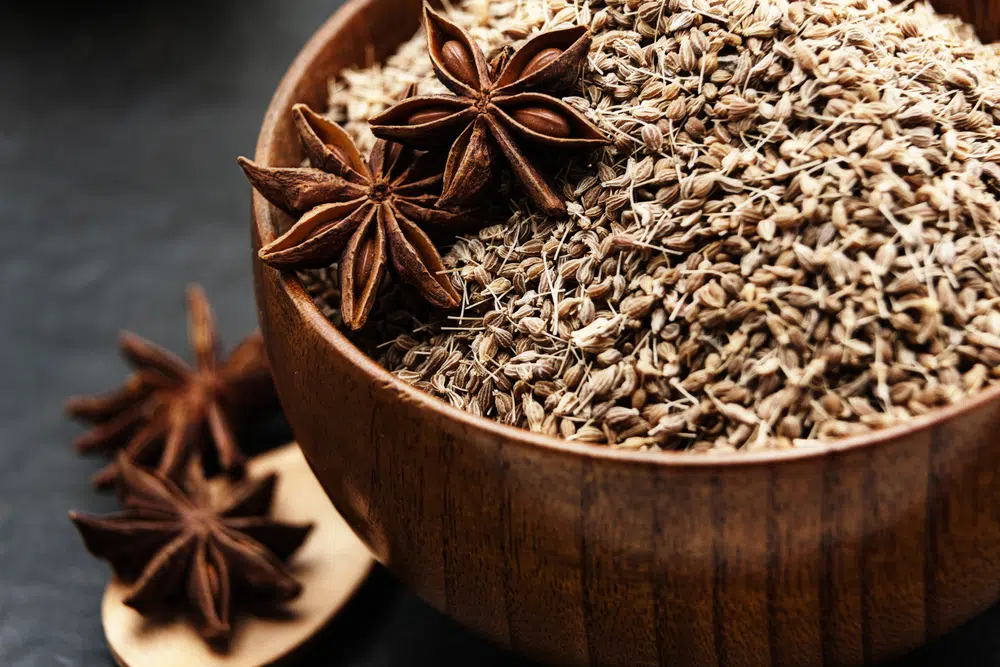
[250,1,1000,665]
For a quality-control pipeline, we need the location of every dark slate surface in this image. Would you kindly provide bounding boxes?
[1,1,999,665]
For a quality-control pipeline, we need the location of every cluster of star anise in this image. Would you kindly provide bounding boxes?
[239,4,606,330]
[67,287,309,649]
[66,8,610,649]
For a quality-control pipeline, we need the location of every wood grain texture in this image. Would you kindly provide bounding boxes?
[933,0,1000,41]
[248,0,1000,664]
[820,451,867,666]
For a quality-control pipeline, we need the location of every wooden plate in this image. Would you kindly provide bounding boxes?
[102,444,374,667]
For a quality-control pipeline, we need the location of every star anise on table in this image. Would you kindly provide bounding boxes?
[67,286,277,488]
[238,102,473,330]
[369,5,607,217]
[69,456,312,649]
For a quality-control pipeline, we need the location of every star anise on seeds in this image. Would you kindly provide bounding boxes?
[69,457,312,649]
[67,286,276,488]
[238,103,471,329]
[369,5,607,216]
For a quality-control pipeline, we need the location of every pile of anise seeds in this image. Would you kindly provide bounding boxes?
[304,0,1000,453]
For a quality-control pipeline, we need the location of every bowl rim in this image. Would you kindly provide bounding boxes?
[251,0,1000,468]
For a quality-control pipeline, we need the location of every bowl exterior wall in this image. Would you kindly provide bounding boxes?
[250,0,1000,664]
[256,254,1000,667]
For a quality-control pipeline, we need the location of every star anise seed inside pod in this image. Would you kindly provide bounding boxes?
[238,102,472,329]
[369,4,607,217]
[67,286,276,488]
[70,457,312,650]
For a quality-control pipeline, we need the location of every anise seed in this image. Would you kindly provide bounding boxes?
[511,106,572,138]
[409,108,454,125]
[441,40,479,88]
[520,48,563,79]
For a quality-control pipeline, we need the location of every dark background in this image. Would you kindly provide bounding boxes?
[1,1,999,665]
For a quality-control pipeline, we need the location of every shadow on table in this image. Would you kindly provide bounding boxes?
[886,603,1000,667]
[294,566,534,667]
[296,564,1000,667]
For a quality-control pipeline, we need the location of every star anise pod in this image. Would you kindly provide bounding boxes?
[70,456,312,649]
[369,5,607,217]
[67,286,276,488]
[238,102,472,329]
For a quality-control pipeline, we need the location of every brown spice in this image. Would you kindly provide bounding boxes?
[70,456,312,650]
[240,101,475,329]
[369,4,606,216]
[67,286,276,487]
